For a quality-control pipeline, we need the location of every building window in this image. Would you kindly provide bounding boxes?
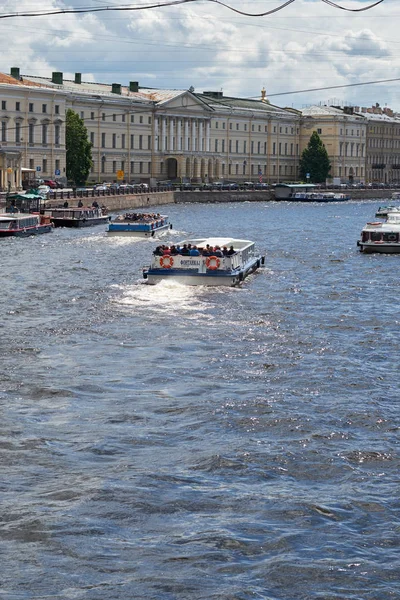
[91,112,95,120]
[122,114,125,123]
[273,142,276,155]
[229,123,232,130]
[243,141,247,153]
[1,101,6,110]
[42,123,48,144]
[16,102,20,111]
[121,134,125,149]
[55,105,59,115]
[222,122,225,129]
[139,116,143,124]
[112,133,116,148]
[80,112,84,120]
[55,124,60,145]
[236,123,239,130]
[29,103,34,112]
[139,161,143,173]
[235,140,239,153]
[43,158,47,173]
[102,113,106,121]
[148,135,151,149]
[15,122,21,142]
[113,114,116,122]
[215,139,218,152]
[29,123,34,144]
[148,117,151,124]
[222,139,225,152]
[317,128,322,134]
[130,115,134,123]
[139,135,143,149]
[121,161,125,173]
[131,134,134,149]
[112,161,116,173]
[42,104,47,113]
[148,161,151,173]
[229,140,232,153]
[130,161,134,174]
[101,133,106,147]
[55,159,60,172]
[244,124,247,131]
[101,156,106,173]
[29,158,34,169]
[90,131,94,145]
[257,141,261,154]
[216,122,219,129]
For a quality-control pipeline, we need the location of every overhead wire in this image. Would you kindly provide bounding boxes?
[0,0,385,20]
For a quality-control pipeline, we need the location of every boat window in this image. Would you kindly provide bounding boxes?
[370,231,382,242]
[383,232,398,242]
[361,231,369,242]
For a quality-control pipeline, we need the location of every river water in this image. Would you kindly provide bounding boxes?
[1,200,399,600]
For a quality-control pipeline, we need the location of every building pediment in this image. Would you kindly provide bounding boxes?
[154,90,212,116]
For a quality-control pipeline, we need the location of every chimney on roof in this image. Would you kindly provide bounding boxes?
[52,72,63,85]
[10,67,20,80]
[343,106,354,115]
[75,73,82,84]
[203,91,223,99]
[129,81,139,93]
[112,83,121,95]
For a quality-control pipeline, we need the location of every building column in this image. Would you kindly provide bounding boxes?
[184,119,189,152]
[192,119,196,152]
[161,117,166,152]
[169,118,174,152]
[177,119,182,151]
[206,121,210,153]
[155,117,159,151]
[199,119,204,153]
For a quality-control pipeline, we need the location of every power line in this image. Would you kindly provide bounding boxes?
[0,0,385,20]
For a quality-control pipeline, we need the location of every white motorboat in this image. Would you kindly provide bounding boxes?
[357,212,400,253]
[143,237,265,286]
[107,212,171,237]
[375,204,400,218]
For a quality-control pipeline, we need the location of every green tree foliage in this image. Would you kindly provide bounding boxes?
[299,131,331,183]
[66,109,93,185]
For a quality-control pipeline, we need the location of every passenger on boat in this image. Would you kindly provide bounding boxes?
[190,246,200,256]
[227,246,235,256]
[180,244,190,256]
[202,244,212,256]
[154,246,163,256]
[170,245,179,255]
[222,246,229,256]
[162,246,171,255]
[213,246,223,257]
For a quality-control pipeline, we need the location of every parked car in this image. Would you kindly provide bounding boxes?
[37,185,51,197]
[43,179,58,189]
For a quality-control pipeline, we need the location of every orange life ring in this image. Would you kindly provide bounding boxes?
[160,255,174,268]
[206,255,220,270]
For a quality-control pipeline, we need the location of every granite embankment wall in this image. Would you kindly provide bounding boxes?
[174,189,393,203]
[99,191,174,210]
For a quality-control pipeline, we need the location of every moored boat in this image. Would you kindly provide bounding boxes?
[291,191,350,202]
[143,237,265,286]
[0,212,53,237]
[42,206,110,228]
[375,205,400,218]
[107,212,171,237]
[357,212,400,253]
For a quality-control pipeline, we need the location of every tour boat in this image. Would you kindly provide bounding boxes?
[143,237,265,286]
[291,191,350,202]
[0,212,53,237]
[42,206,110,228]
[375,205,400,218]
[107,212,171,237]
[357,212,400,253]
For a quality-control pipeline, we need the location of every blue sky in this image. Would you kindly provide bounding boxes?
[0,0,398,110]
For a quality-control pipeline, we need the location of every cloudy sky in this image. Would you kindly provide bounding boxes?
[0,0,398,110]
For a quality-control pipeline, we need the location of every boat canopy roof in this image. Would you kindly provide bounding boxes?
[178,237,254,249]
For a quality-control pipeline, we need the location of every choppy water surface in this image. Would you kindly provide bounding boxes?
[1,200,399,600]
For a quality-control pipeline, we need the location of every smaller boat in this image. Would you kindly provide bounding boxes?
[42,206,110,228]
[291,191,350,202]
[143,237,265,286]
[107,212,172,237]
[357,212,400,253]
[0,212,53,237]
[375,205,400,218]
[391,191,400,200]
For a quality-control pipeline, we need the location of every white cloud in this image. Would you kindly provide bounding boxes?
[0,0,399,109]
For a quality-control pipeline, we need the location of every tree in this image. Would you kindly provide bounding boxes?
[66,109,93,185]
[299,131,331,183]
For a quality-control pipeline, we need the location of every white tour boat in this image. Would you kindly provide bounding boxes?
[107,212,171,237]
[143,237,265,286]
[375,204,400,218]
[357,212,400,253]
[291,191,350,202]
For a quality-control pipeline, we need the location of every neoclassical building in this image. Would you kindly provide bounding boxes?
[1,66,400,190]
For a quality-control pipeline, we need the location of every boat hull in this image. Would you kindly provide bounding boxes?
[107,224,170,237]
[143,256,263,286]
[51,216,110,228]
[357,241,400,254]
[0,224,53,237]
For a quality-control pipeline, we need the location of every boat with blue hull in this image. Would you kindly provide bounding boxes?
[107,212,171,237]
[143,237,265,286]
[0,213,53,237]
